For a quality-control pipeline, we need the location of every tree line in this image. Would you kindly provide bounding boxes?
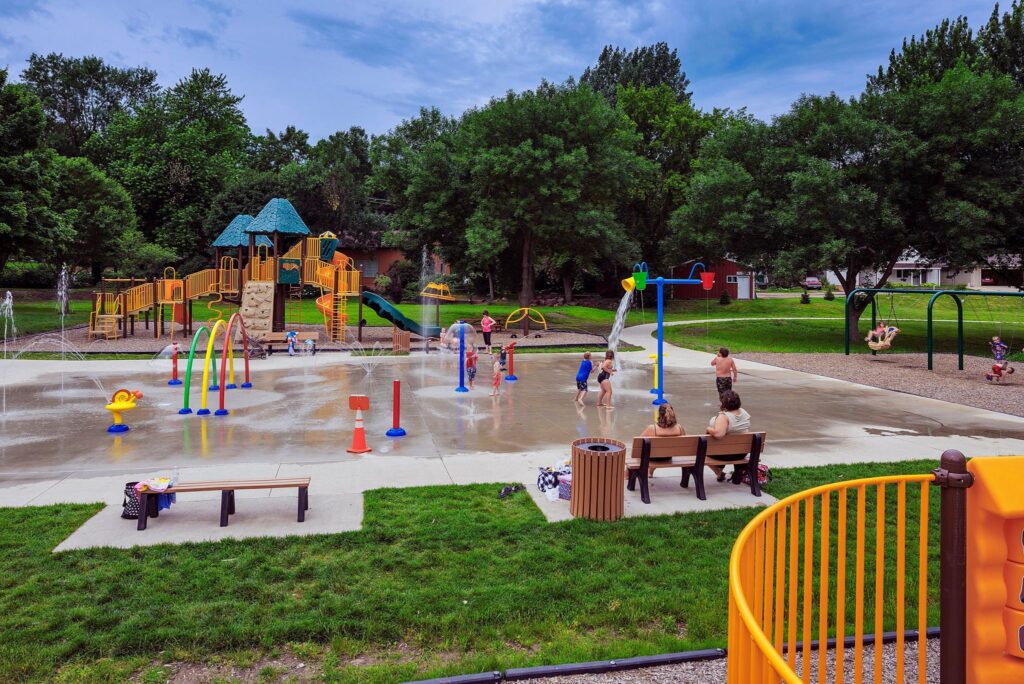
[1,2,1022,326]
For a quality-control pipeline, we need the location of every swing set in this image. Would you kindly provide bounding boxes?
[844,287,1024,370]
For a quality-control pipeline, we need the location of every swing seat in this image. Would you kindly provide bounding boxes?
[867,328,899,351]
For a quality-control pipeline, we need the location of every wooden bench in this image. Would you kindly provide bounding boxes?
[625,432,766,503]
[136,477,310,530]
[263,331,320,355]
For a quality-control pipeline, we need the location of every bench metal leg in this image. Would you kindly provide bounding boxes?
[626,468,638,491]
[638,470,651,504]
[680,468,691,489]
[228,490,235,515]
[220,491,230,527]
[298,487,307,522]
[149,494,159,518]
[137,493,148,530]
[694,439,708,501]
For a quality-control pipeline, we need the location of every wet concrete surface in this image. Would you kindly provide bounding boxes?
[3,352,1023,485]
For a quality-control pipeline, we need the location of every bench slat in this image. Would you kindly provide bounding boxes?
[161,478,310,494]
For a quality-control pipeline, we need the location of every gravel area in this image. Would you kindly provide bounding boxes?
[741,351,1024,418]
[530,638,939,683]
[4,323,605,354]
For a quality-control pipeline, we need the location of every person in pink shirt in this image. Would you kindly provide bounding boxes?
[480,310,496,347]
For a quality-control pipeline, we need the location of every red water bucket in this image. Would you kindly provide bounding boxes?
[700,272,716,290]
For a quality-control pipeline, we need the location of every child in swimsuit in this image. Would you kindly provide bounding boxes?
[574,351,594,404]
[490,352,502,396]
[597,350,616,408]
[466,346,478,389]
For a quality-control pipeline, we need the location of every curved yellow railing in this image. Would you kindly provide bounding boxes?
[727,473,936,683]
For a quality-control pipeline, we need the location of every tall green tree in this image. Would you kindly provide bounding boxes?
[248,125,311,172]
[49,156,137,280]
[977,0,1024,86]
[615,84,718,273]
[87,68,249,267]
[0,69,65,273]
[581,43,691,104]
[20,53,158,157]
[458,81,648,304]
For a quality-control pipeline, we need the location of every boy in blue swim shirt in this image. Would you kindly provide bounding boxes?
[574,352,594,404]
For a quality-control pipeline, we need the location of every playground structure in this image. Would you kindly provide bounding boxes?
[442,320,478,392]
[844,288,1024,369]
[361,290,442,339]
[620,261,714,405]
[178,312,252,417]
[88,199,361,344]
[727,450,1024,683]
[504,307,548,338]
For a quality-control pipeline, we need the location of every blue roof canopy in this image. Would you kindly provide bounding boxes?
[245,198,311,236]
[212,215,272,248]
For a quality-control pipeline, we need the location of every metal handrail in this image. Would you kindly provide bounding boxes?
[728,473,936,683]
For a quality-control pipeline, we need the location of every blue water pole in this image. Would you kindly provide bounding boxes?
[456,321,469,392]
[653,279,667,406]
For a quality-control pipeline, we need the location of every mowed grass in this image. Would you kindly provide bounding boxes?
[664,310,1024,357]
[8,298,92,336]
[0,460,940,683]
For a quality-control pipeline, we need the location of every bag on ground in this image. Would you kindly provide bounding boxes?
[121,481,140,519]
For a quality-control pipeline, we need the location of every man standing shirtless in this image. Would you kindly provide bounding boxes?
[711,347,738,396]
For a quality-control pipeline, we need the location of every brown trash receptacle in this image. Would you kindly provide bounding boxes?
[570,438,626,521]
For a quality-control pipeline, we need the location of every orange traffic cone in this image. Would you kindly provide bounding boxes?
[347,407,372,454]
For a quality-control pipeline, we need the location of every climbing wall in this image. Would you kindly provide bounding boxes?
[240,280,274,340]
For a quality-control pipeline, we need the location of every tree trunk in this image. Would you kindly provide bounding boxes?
[841,257,898,343]
[518,228,534,306]
[562,270,574,304]
[91,262,104,286]
[486,269,494,302]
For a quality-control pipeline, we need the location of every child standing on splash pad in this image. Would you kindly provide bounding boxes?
[466,346,478,389]
[490,350,502,396]
[574,351,594,404]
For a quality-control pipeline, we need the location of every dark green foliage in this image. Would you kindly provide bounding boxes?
[20,53,158,157]
[0,69,65,274]
[719,290,731,305]
[800,290,811,304]
[580,42,691,104]
[823,288,836,301]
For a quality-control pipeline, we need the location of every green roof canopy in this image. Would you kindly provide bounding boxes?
[245,198,311,236]
[212,215,272,248]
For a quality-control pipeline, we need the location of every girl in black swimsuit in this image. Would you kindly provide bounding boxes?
[597,350,616,408]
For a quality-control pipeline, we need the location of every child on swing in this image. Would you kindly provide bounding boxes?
[986,336,1015,382]
[865,321,890,344]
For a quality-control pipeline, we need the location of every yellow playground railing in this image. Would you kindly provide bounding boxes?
[727,472,936,683]
[93,291,120,315]
[123,283,153,314]
[185,268,218,298]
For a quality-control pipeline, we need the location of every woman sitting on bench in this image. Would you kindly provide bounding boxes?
[640,403,685,438]
[706,390,751,482]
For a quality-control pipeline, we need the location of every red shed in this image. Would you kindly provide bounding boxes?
[671,259,756,300]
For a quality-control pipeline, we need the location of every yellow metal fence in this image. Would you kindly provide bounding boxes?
[727,473,935,683]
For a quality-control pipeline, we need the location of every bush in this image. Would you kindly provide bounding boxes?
[823,287,835,301]
[112,230,177,279]
[386,259,421,303]
[0,262,61,288]
[800,290,811,304]
[373,274,392,293]
[719,291,731,305]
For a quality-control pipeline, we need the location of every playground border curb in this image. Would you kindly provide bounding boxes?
[401,627,939,683]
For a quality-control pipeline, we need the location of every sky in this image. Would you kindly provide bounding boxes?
[0,0,1002,140]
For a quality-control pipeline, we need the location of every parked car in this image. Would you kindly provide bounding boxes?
[802,276,823,290]
[981,276,995,285]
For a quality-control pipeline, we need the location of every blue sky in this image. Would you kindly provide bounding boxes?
[0,0,1001,139]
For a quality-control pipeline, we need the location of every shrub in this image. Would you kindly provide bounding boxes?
[823,287,835,301]
[800,290,811,304]
[373,274,392,293]
[719,291,731,305]
[0,262,60,288]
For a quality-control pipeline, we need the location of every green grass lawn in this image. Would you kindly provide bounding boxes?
[0,460,940,683]
[8,298,92,336]
[10,287,1024,361]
